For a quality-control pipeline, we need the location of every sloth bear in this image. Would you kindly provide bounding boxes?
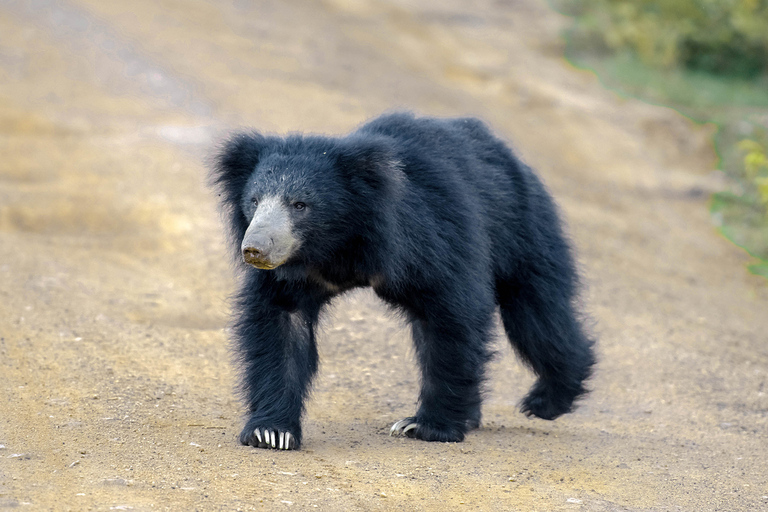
[212,113,595,450]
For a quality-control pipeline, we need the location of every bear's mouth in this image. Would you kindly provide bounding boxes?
[243,254,283,270]
[249,262,280,270]
[242,245,289,269]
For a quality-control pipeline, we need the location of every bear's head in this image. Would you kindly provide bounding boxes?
[212,132,402,270]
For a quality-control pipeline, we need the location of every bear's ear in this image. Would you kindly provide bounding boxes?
[210,132,266,257]
[334,135,401,195]
[211,132,265,201]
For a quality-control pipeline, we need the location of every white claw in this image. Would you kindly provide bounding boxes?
[254,429,262,444]
[279,431,285,450]
[390,419,411,435]
[270,430,276,448]
[391,419,420,436]
[285,433,292,450]
[402,423,418,434]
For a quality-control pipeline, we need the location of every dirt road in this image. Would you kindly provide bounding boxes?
[1,0,766,510]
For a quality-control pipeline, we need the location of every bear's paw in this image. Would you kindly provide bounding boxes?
[240,426,298,450]
[389,417,466,443]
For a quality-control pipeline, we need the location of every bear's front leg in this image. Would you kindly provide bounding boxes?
[233,274,320,451]
[391,300,494,443]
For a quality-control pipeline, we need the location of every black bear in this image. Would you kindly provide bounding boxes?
[212,113,595,450]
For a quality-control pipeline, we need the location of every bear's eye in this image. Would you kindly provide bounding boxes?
[293,202,306,211]
[251,198,259,207]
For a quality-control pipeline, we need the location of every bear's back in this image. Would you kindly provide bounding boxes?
[356,113,522,189]
[356,114,561,274]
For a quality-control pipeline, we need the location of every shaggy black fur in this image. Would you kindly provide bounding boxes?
[211,113,595,450]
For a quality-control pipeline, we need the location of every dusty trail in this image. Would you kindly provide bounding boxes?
[1,0,766,510]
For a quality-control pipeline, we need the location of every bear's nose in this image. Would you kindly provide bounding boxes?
[242,246,264,263]
[242,236,277,267]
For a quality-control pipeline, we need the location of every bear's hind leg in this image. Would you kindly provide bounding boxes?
[497,274,595,420]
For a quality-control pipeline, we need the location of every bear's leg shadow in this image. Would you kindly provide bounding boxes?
[234,283,321,450]
[496,271,595,420]
[391,297,494,442]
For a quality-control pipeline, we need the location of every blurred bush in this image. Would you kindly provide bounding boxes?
[739,138,768,214]
[556,0,768,272]
[712,132,768,274]
[560,0,768,78]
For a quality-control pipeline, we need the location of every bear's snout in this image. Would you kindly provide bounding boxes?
[241,196,298,269]
[241,236,281,269]
[242,245,268,265]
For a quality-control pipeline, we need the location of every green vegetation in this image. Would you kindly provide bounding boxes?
[559,0,768,77]
[555,0,768,275]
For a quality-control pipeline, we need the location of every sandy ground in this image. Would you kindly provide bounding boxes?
[1,0,766,510]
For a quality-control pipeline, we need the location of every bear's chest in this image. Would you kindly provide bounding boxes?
[306,267,383,296]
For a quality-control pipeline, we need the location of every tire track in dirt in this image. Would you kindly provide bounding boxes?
[1,0,215,118]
